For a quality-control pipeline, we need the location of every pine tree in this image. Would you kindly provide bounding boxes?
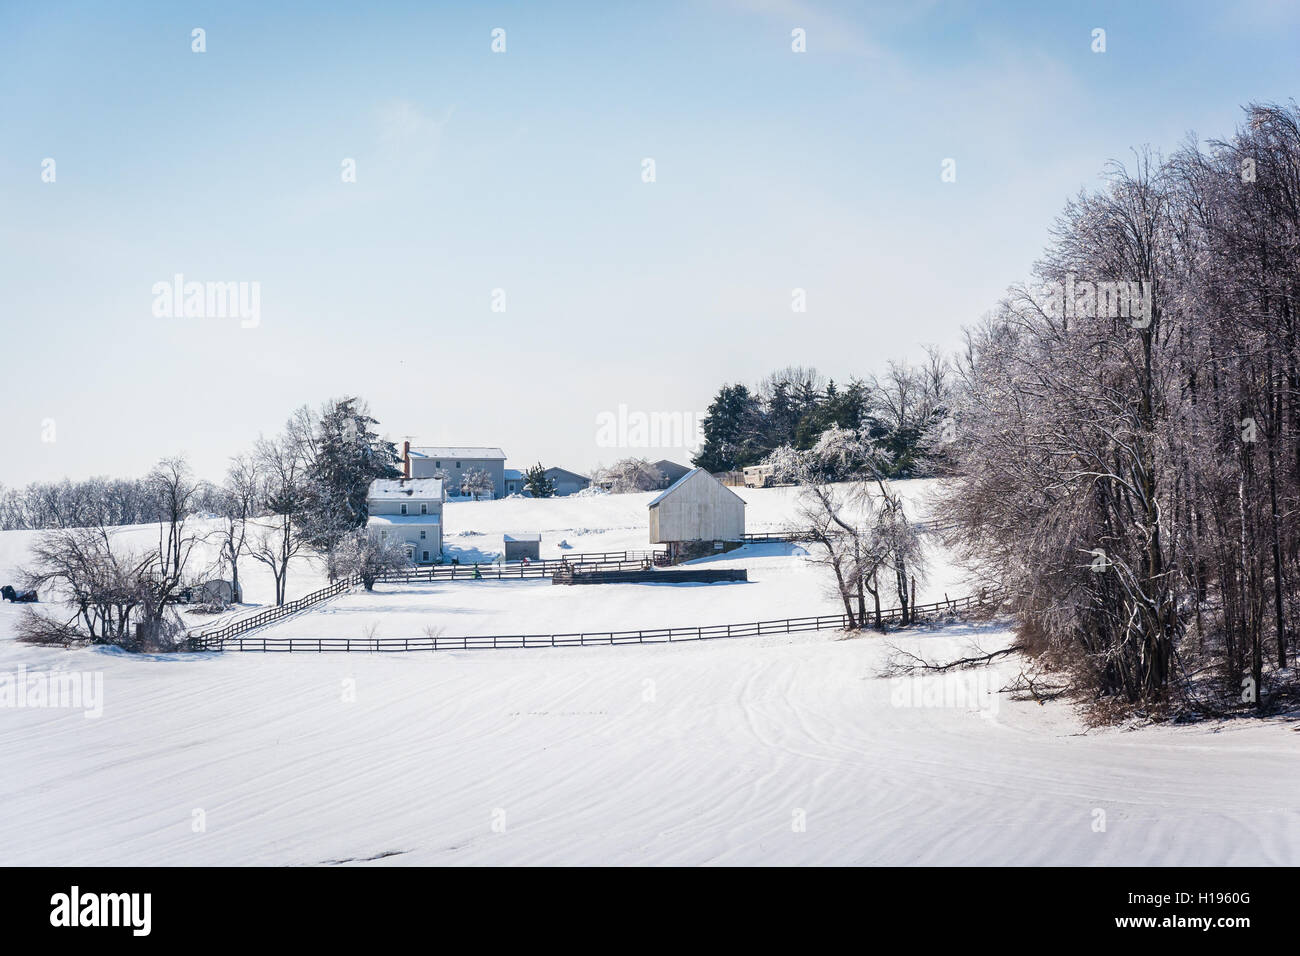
[523,463,555,498]
[300,397,402,554]
[693,384,763,471]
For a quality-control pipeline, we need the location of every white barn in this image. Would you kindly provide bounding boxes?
[647,468,745,561]
[366,477,445,564]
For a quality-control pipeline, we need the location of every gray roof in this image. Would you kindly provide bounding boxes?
[367,478,444,500]
[503,533,541,542]
[544,466,591,482]
[409,446,506,460]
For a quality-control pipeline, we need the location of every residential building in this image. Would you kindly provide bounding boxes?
[366,477,445,564]
[403,443,508,499]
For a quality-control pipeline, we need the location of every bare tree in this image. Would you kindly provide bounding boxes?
[213,455,259,603]
[247,426,309,606]
[459,467,495,500]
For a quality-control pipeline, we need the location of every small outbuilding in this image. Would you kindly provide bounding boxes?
[647,468,746,562]
[503,533,541,562]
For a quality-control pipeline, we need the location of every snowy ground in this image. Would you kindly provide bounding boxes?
[1,481,1297,865]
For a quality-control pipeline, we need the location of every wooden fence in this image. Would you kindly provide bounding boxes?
[192,588,1003,653]
[187,550,668,647]
[376,555,663,584]
[189,574,363,645]
[741,531,812,543]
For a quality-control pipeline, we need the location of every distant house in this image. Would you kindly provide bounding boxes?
[653,459,692,488]
[366,477,445,564]
[647,468,746,562]
[544,467,591,497]
[503,533,541,562]
[403,443,508,499]
[504,469,525,496]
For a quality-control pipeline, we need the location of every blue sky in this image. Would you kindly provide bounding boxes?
[2,0,1297,486]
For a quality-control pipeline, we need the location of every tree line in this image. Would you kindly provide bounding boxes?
[692,359,953,479]
[940,101,1300,717]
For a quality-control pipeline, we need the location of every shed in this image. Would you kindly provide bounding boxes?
[503,533,541,562]
[647,468,745,561]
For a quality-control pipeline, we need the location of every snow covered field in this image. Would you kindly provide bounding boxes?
[1,481,1298,865]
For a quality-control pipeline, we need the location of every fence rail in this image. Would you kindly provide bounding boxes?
[188,551,668,647]
[194,587,1004,653]
[374,555,662,584]
[189,574,363,645]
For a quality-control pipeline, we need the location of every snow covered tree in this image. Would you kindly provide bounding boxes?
[248,422,310,606]
[332,529,411,590]
[460,467,494,500]
[212,454,258,603]
[594,458,664,493]
[787,429,925,629]
[940,103,1300,714]
[298,397,402,554]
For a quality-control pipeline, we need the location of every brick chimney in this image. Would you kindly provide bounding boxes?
[403,440,411,479]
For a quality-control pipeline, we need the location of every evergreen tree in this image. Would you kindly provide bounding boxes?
[523,463,556,498]
[693,384,764,471]
[300,397,402,553]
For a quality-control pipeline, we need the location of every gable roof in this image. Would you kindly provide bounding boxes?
[367,478,444,500]
[543,466,591,482]
[409,446,506,460]
[647,468,746,508]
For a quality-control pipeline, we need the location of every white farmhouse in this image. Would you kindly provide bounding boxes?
[366,477,445,564]
[647,468,745,562]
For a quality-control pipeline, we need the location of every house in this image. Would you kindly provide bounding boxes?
[653,459,692,488]
[403,443,507,499]
[503,533,541,562]
[544,467,591,497]
[647,468,746,562]
[366,477,445,564]
[504,469,525,496]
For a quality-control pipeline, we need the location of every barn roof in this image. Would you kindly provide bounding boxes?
[647,468,746,508]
